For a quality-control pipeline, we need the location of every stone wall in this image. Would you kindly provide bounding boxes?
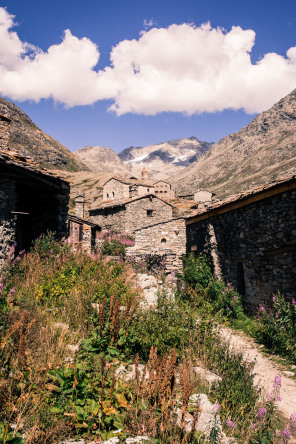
[103,179,129,201]
[0,177,17,269]
[0,115,11,150]
[154,181,175,199]
[137,184,155,196]
[186,188,296,309]
[127,218,186,272]
[89,196,173,234]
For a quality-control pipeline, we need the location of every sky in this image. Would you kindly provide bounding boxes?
[1,0,296,153]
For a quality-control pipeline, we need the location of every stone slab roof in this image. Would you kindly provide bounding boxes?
[186,172,296,224]
[103,176,154,187]
[90,193,174,212]
[68,214,99,227]
[134,217,185,232]
[0,149,70,185]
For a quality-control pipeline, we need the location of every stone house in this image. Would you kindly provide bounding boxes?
[154,180,175,199]
[89,194,173,233]
[103,177,155,201]
[68,194,100,252]
[186,173,296,310]
[0,115,70,269]
[127,217,186,272]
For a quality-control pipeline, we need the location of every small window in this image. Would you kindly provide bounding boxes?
[161,238,166,243]
[147,210,153,217]
[112,192,115,198]
[147,188,150,192]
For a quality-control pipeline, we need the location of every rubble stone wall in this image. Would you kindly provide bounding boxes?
[127,218,186,272]
[186,189,296,309]
[89,196,173,233]
[0,116,10,150]
[103,179,129,201]
[0,177,17,269]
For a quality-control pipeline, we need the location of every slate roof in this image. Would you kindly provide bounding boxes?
[103,176,154,187]
[0,149,69,185]
[186,172,296,223]
[68,214,99,227]
[90,194,174,212]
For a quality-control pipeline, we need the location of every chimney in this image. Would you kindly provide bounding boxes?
[0,114,11,151]
[75,193,85,219]
[141,166,148,181]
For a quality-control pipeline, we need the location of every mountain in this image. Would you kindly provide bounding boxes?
[118,137,213,181]
[171,89,296,198]
[0,97,88,172]
[75,145,130,175]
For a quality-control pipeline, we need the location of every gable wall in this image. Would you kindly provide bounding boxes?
[103,179,129,201]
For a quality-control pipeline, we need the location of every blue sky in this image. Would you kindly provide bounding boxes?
[1,0,296,153]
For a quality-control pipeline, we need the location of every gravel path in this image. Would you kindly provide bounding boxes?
[220,327,296,421]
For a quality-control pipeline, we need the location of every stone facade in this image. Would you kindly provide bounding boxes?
[89,195,173,234]
[0,114,11,150]
[68,215,99,252]
[0,149,70,270]
[154,180,175,199]
[186,175,296,310]
[103,177,154,201]
[127,217,186,272]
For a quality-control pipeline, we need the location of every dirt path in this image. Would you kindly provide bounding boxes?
[220,327,296,421]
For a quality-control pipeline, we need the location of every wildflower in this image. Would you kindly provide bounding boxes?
[226,419,235,428]
[56,255,59,261]
[257,407,266,419]
[289,413,296,432]
[250,423,256,430]
[257,315,261,320]
[1,368,5,372]
[181,286,185,291]
[259,305,265,312]
[275,312,279,318]
[222,290,225,295]
[213,403,221,412]
[273,375,282,388]
[49,249,53,254]
[8,373,13,378]
[0,283,3,293]
[272,296,276,302]
[226,306,230,311]
[227,283,231,287]
[10,288,15,294]
[171,271,175,277]
[292,298,296,306]
[39,234,43,239]
[282,429,292,440]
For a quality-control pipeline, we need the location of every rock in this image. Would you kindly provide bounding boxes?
[125,437,150,443]
[193,366,222,385]
[283,371,295,377]
[137,273,159,307]
[115,363,149,381]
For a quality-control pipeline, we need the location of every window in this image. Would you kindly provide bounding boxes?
[147,188,150,192]
[147,210,153,217]
[161,238,166,243]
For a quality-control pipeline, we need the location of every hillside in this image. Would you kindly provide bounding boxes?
[118,137,213,180]
[0,97,88,172]
[75,145,130,174]
[171,89,296,198]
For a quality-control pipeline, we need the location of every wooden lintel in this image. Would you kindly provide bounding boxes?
[264,244,296,257]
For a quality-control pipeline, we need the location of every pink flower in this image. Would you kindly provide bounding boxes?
[259,305,265,312]
[292,299,296,306]
[275,312,279,318]
[213,403,221,412]
[226,419,235,428]
[272,296,276,302]
[257,407,266,419]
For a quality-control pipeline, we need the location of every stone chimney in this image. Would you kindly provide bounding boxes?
[0,114,11,151]
[141,166,148,181]
[75,193,85,219]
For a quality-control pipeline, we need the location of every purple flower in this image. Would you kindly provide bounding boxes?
[1,368,5,372]
[0,283,3,293]
[290,413,296,432]
[226,306,230,311]
[250,423,256,430]
[275,312,279,319]
[292,299,296,306]
[56,255,59,261]
[259,305,265,312]
[273,375,282,388]
[39,234,43,239]
[227,283,231,288]
[226,419,235,428]
[213,403,221,412]
[49,249,53,254]
[257,407,266,419]
[8,372,13,378]
[10,288,15,294]
[282,429,292,440]
[272,296,276,302]
[181,286,185,291]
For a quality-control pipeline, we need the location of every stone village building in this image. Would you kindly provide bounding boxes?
[0,114,70,269]
[89,194,174,233]
[103,177,155,201]
[68,194,100,252]
[154,180,175,199]
[186,173,296,310]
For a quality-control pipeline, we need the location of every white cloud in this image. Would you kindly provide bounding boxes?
[143,19,155,30]
[1,7,296,114]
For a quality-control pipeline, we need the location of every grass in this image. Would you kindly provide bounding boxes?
[0,237,293,443]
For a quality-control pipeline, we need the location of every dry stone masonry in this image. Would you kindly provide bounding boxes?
[186,174,296,310]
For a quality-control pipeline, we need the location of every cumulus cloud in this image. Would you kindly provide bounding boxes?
[1,7,296,114]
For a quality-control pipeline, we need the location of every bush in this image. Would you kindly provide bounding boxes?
[181,254,244,319]
[255,292,296,363]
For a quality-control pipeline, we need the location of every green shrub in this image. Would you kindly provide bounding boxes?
[255,292,296,363]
